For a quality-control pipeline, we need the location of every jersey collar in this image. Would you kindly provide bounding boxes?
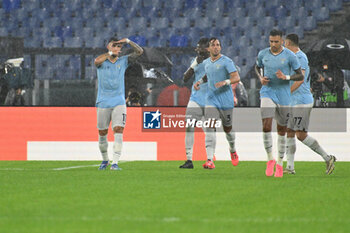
[269,46,284,56]
[210,54,222,63]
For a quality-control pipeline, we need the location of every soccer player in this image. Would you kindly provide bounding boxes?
[194,37,240,169]
[179,38,210,169]
[94,37,143,170]
[284,33,336,175]
[255,29,303,177]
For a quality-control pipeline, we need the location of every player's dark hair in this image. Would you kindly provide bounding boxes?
[269,29,283,37]
[197,37,209,47]
[209,37,221,46]
[108,37,119,43]
[286,34,299,46]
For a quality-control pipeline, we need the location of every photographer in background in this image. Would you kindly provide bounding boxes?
[311,60,346,107]
[126,85,142,106]
[0,59,32,106]
[3,63,22,106]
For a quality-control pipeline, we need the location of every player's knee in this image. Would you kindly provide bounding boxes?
[113,126,124,133]
[262,119,272,132]
[277,125,287,135]
[263,125,272,132]
[296,131,307,141]
[223,125,232,133]
[287,128,295,138]
[99,129,108,136]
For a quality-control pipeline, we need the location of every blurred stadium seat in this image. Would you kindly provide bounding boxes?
[328,0,343,11]
[303,16,317,31]
[129,35,147,46]
[150,17,169,30]
[64,37,83,48]
[194,17,212,30]
[43,37,62,48]
[183,7,203,19]
[185,0,204,9]
[173,17,191,30]
[1,0,347,84]
[169,35,189,47]
[313,7,330,21]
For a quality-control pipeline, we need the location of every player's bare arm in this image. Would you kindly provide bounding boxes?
[94,41,120,67]
[276,68,303,81]
[291,69,305,93]
[215,71,240,88]
[255,64,269,85]
[125,38,143,62]
[183,68,195,83]
[94,49,112,67]
[194,75,207,90]
[183,56,206,82]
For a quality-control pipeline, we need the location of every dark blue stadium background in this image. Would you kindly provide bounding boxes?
[1,0,349,106]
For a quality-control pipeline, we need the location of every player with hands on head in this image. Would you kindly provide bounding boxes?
[255,29,303,177]
[94,36,143,170]
[194,37,240,169]
[180,38,210,169]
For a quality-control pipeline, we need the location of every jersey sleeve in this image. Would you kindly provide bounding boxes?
[299,55,308,71]
[256,51,263,68]
[225,58,237,74]
[289,52,301,71]
[122,55,129,68]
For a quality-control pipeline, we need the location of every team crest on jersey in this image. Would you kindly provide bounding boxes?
[216,64,221,69]
[281,58,286,64]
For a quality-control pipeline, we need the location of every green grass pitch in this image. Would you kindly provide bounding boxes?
[0,161,349,233]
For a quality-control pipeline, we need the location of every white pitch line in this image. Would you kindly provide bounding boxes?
[52,164,100,170]
[0,161,131,171]
[52,161,129,171]
[0,168,25,171]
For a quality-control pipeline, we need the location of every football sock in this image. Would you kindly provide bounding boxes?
[205,128,216,161]
[112,133,123,165]
[263,132,274,161]
[225,129,236,153]
[277,134,286,166]
[286,137,296,170]
[301,135,331,161]
[185,126,195,161]
[98,135,109,161]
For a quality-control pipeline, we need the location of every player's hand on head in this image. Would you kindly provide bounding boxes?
[107,42,114,50]
[275,70,286,80]
[116,38,128,44]
[261,76,270,85]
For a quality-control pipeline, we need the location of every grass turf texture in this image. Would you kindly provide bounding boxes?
[0,161,349,233]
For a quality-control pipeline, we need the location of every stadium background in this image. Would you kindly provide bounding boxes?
[0,0,350,162]
[1,2,350,232]
[1,0,350,106]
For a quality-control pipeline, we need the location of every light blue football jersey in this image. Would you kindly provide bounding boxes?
[203,55,237,110]
[190,58,208,107]
[256,47,301,105]
[96,55,129,108]
[290,50,313,105]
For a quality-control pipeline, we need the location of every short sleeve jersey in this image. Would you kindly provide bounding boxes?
[189,58,208,107]
[256,47,301,106]
[96,55,129,108]
[290,50,313,105]
[203,55,237,110]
